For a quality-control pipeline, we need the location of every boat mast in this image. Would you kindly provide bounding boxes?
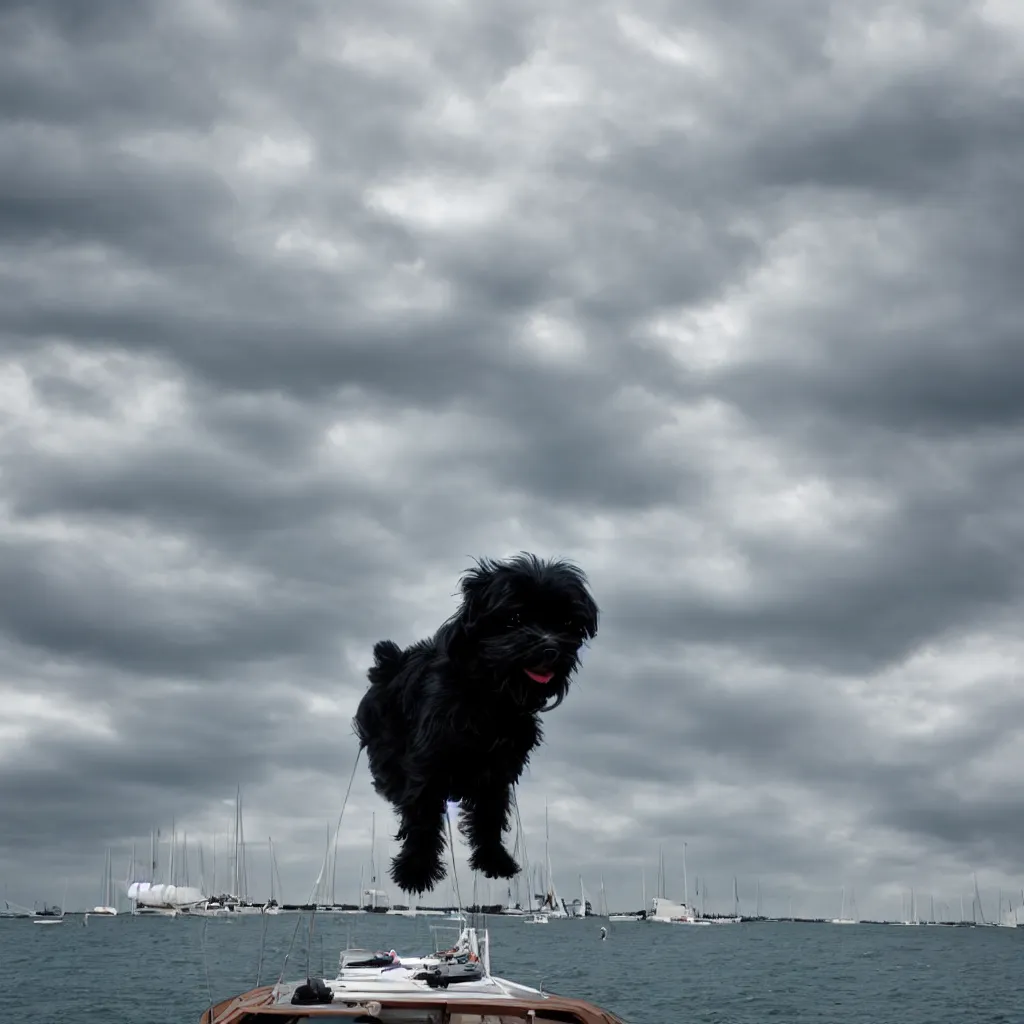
[682,841,688,908]
[370,812,377,909]
[269,838,276,904]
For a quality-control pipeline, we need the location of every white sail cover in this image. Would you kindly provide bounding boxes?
[126,881,205,907]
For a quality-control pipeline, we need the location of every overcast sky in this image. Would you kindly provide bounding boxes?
[2,0,1023,922]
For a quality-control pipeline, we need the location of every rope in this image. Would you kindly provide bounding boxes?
[511,787,531,910]
[276,745,363,990]
[201,916,214,1020]
[445,809,464,918]
[255,903,270,986]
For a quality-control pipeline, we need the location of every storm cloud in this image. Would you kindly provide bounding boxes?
[2,0,1023,921]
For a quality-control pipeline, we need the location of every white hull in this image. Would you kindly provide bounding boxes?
[269,923,551,1011]
[649,896,706,924]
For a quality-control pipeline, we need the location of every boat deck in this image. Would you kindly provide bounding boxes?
[202,924,625,1024]
[272,943,545,1005]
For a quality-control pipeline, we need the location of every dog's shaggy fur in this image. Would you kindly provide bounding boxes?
[352,553,599,894]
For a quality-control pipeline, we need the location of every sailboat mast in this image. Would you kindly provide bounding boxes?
[544,802,550,895]
[682,842,689,907]
[370,812,377,909]
[269,838,276,903]
[330,823,339,906]
[239,790,248,902]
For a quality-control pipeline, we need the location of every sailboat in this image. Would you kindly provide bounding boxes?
[362,812,390,912]
[995,889,1018,928]
[33,879,68,925]
[609,869,647,921]
[263,838,282,914]
[130,826,205,915]
[649,844,705,924]
[895,887,923,925]
[500,820,531,915]
[569,875,589,918]
[830,886,858,924]
[91,848,118,916]
[539,802,567,918]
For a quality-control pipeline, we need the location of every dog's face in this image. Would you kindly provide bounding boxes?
[450,552,598,709]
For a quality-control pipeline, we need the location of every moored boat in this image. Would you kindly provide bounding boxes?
[200,920,626,1024]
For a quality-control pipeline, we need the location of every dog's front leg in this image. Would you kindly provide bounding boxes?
[390,791,449,894]
[459,784,519,880]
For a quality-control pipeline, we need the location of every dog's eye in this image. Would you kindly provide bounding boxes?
[507,613,521,628]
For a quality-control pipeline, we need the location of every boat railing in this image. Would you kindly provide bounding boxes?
[426,923,491,976]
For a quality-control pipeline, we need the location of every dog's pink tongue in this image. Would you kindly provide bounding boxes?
[525,669,554,684]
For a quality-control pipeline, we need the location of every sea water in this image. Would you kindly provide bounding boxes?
[2,914,1021,1023]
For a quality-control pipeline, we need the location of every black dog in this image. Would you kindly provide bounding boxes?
[352,553,599,894]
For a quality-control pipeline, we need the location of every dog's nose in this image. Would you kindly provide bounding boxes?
[542,647,558,664]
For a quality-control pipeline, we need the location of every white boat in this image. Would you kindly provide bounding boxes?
[996,889,1018,928]
[33,879,68,925]
[523,913,549,924]
[609,868,648,921]
[830,886,859,924]
[129,881,205,913]
[91,847,118,916]
[649,896,707,924]
[201,921,626,1023]
[536,802,568,918]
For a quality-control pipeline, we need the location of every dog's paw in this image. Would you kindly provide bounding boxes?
[468,845,519,880]
[390,849,447,894]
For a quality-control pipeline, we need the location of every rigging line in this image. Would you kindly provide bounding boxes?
[201,915,214,1022]
[276,745,363,990]
[446,809,463,918]
[511,787,530,907]
[255,903,270,987]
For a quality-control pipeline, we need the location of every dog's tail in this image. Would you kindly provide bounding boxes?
[353,640,405,750]
[367,640,404,687]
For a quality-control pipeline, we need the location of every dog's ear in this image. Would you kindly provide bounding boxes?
[457,558,500,631]
[561,562,599,641]
[579,590,599,641]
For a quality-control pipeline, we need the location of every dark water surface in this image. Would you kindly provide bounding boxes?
[2,914,1022,1023]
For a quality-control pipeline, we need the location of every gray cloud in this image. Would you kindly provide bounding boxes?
[1,0,1023,924]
